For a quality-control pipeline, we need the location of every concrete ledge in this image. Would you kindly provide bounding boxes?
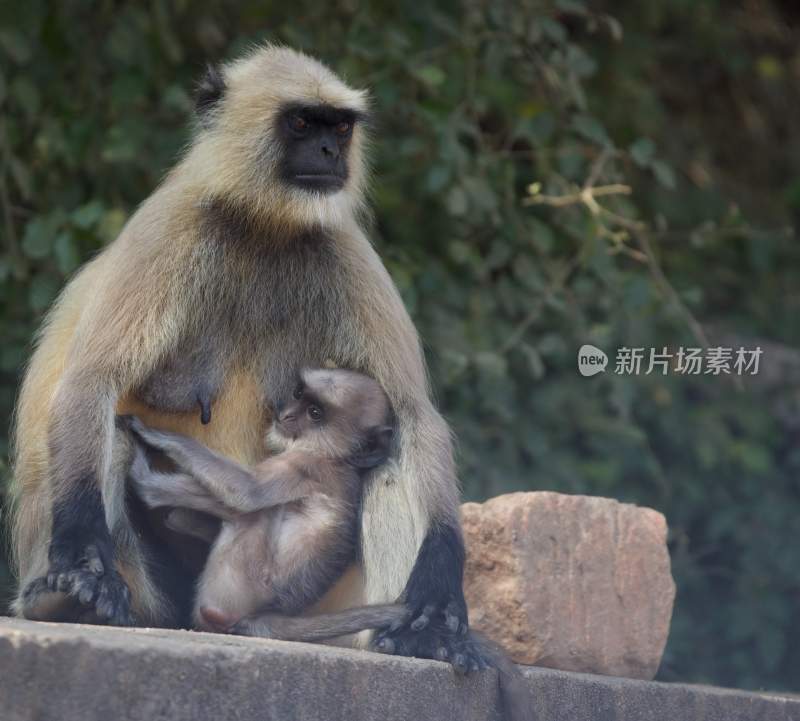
[0,618,797,721]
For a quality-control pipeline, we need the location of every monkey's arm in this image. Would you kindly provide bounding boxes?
[34,243,190,625]
[129,417,317,513]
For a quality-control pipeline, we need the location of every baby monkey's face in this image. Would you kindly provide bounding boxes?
[274,380,326,441]
[270,369,393,465]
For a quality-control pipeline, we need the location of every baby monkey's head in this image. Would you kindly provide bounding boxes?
[270,368,393,468]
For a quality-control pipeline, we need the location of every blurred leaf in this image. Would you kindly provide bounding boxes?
[54,232,80,275]
[572,114,610,146]
[630,138,656,168]
[446,186,468,216]
[21,218,55,259]
[28,273,60,312]
[11,77,40,117]
[412,65,446,87]
[0,28,32,64]
[426,165,450,193]
[72,200,106,230]
[652,160,677,189]
[539,17,567,43]
[9,156,32,199]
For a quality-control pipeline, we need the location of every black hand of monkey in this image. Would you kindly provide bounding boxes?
[43,538,133,626]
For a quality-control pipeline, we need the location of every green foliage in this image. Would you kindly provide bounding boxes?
[1,0,799,692]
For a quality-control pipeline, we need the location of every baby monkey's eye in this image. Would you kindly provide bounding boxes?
[307,405,323,422]
[292,383,304,400]
[335,121,352,136]
[289,115,309,133]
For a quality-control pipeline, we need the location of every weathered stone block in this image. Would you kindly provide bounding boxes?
[1,618,798,721]
[462,491,675,680]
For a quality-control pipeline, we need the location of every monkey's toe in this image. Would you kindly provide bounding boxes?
[446,635,489,675]
[21,576,50,605]
[66,568,100,605]
[46,566,132,625]
[443,599,469,636]
[94,573,133,626]
[372,624,445,664]
[404,594,468,638]
[373,622,488,676]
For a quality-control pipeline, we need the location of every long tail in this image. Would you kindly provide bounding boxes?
[470,631,533,721]
[233,603,410,643]
[235,605,532,720]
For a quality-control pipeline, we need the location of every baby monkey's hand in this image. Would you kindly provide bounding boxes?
[126,415,204,468]
[127,416,176,451]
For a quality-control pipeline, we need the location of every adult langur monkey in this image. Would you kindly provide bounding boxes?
[9,45,477,667]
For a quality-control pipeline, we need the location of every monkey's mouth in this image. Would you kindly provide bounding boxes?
[292,174,346,193]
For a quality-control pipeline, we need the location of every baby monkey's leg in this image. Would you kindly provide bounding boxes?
[128,416,314,513]
[164,508,219,543]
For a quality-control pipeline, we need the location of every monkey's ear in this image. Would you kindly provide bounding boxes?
[349,425,394,469]
[195,64,226,118]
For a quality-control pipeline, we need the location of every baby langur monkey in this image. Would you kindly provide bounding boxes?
[126,368,407,636]
[128,367,531,721]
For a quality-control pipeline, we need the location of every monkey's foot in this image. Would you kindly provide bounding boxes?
[372,587,474,671]
[43,540,134,626]
[407,597,468,636]
[372,621,489,675]
[229,617,266,637]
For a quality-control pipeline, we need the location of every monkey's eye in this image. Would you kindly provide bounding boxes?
[292,383,304,400]
[335,121,352,137]
[289,115,309,134]
[307,405,323,422]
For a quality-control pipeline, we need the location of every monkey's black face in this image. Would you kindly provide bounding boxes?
[277,104,359,194]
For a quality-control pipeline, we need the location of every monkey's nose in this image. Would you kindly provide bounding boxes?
[321,141,339,159]
[278,411,296,424]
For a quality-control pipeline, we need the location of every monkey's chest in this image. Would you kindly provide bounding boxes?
[133,233,354,422]
[134,337,229,422]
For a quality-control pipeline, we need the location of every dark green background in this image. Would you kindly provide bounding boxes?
[1,0,798,693]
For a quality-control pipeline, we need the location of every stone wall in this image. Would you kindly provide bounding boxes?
[1,619,797,721]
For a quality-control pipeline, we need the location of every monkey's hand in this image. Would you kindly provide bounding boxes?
[41,537,133,626]
[127,416,200,468]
